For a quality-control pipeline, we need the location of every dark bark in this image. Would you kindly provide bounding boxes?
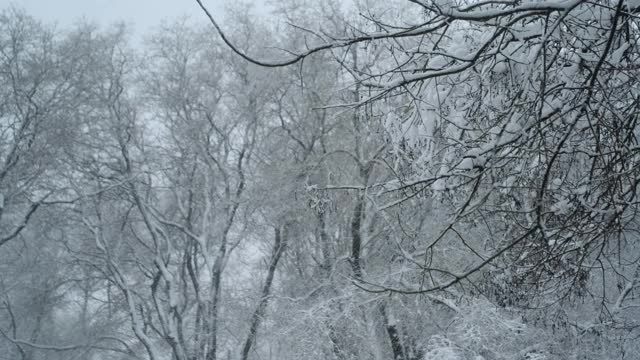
[380,304,405,360]
[206,260,222,360]
[350,196,364,279]
[240,226,287,360]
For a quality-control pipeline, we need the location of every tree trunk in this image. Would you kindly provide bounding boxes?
[380,304,405,360]
[240,226,287,360]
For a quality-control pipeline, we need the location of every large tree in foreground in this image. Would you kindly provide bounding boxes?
[200,0,640,300]
[197,0,640,356]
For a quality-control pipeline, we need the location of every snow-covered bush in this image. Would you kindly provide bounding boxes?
[422,298,555,360]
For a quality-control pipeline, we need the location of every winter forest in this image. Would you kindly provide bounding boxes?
[1,0,639,358]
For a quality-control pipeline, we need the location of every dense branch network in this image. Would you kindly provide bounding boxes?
[198,0,640,304]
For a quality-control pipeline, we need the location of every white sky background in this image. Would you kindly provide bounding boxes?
[0,0,268,36]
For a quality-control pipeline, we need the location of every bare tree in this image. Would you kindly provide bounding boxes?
[196,0,640,356]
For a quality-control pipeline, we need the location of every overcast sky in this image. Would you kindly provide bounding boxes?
[0,0,261,36]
